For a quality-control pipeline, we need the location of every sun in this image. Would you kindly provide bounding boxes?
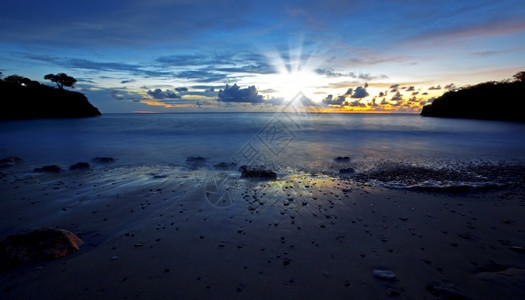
[264,44,324,101]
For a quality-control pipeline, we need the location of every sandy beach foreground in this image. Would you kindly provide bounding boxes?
[1,163,525,299]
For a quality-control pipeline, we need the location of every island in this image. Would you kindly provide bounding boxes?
[0,73,101,120]
[421,71,525,122]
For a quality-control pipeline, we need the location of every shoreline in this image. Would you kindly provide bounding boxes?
[1,160,525,298]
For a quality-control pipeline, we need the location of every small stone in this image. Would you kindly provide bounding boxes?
[111,255,119,260]
[373,269,396,281]
[134,243,144,247]
[510,246,525,253]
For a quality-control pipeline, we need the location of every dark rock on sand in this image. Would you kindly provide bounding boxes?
[34,165,63,173]
[214,162,237,170]
[69,162,91,171]
[373,269,396,281]
[334,156,351,162]
[0,229,83,272]
[339,168,355,175]
[92,157,116,163]
[240,165,277,180]
[0,156,23,168]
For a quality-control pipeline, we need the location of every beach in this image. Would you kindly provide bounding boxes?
[1,159,524,299]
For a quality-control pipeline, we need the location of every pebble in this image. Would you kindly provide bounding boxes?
[111,255,119,260]
[373,269,396,281]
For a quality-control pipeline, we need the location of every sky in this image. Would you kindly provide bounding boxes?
[1,0,525,113]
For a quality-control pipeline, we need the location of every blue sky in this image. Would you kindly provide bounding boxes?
[1,0,524,113]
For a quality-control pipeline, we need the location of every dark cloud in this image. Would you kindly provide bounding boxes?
[406,86,415,91]
[176,70,227,83]
[322,94,347,106]
[111,89,143,102]
[344,88,353,96]
[175,87,188,93]
[351,86,369,98]
[121,79,135,84]
[349,100,366,107]
[147,89,180,99]
[389,84,399,92]
[217,84,263,103]
[428,85,441,90]
[444,83,456,90]
[391,91,402,101]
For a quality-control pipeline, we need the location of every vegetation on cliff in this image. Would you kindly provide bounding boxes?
[421,71,525,121]
[0,72,101,120]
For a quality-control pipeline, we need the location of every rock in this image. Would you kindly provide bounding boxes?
[334,156,351,162]
[34,165,63,173]
[510,246,525,253]
[339,168,355,175]
[92,157,115,163]
[0,229,83,272]
[213,162,237,170]
[373,269,396,281]
[0,156,23,168]
[69,162,91,171]
[239,165,277,180]
[186,156,206,163]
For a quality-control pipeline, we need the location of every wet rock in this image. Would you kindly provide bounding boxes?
[386,288,400,297]
[92,156,115,163]
[240,165,277,180]
[0,229,83,272]
[0,156,23,168]
[510,246,525,253]
[213,162,237,170]
[34,165,63,173]
[69,162,91,171]
[373,269,396,281]
[334,156,351,163]
[186,156,206,163]
[339,168,355,175]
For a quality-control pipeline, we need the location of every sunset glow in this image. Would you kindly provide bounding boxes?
[0,0,524,113]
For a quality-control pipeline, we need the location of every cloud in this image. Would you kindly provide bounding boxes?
[428,85,441,90]
[344,88,353,96]
[444,83,456,90]
[322,94,347,107]
[349,100,366,107]
[406,86,415,91]
[111,89,143,102]
[351,86,369,98]
[175,87,188,93]
[147,89,180,99]
[217,84,263,103]
[391,91,403,101]
[314,68,387,81]
[389,84,399,92]
[121,79,135,84]
[176,70,227,83]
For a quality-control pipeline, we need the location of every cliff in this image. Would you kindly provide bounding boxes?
[0,79,101,120]
[421,73,525,122]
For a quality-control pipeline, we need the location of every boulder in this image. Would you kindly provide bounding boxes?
[240,165,277,180]
[92,156,115,163]
[34,165,63,173]
[0,156,23,168]
[0,229,83,272]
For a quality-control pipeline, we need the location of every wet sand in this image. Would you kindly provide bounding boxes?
[1,164,525,299]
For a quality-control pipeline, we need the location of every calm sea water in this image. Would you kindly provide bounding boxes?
[1,113,525,172]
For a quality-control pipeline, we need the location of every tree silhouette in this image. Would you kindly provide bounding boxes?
[513,71,525,83]
[44,73,77,89]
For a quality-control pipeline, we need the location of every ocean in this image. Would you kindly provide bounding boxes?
[1,113,525,190]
